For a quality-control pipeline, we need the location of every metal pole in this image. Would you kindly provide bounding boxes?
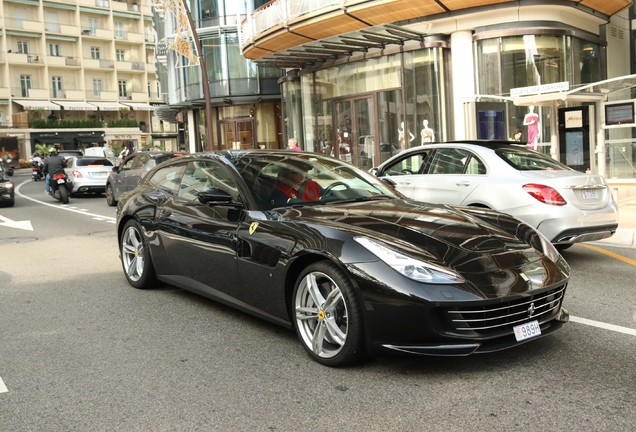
[181,0,214,152]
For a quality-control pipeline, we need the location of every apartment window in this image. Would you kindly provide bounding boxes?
[116,49,125,62]
[18,41,29,55]
[20,75,32,97]
[91,47,100,60]
[93,79,103,97]
[88,18,98,36]
[49,43,61,57]
[51,76,63,98]
[118,80,128,98]
[114,22,124,39]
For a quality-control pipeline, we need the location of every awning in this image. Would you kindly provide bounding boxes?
[473,74,636,108]
[79,6,110,15]
[43,1,76,10]
[53,101,97,111]
[121,102,155,111]
[14,100,61,111]
[74,136,106,144]
[33,137,66,144]
[88,101,126,111]
[112,11,140,19]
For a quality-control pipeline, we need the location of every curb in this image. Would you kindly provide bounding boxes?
[590,228,636,249]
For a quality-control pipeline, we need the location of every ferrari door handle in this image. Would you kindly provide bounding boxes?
[455,181,471,187]
[397,181,411,186]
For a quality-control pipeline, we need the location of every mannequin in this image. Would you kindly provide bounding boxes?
[523,106,540,150]
[420,119,435,145]
[398,121,414,151]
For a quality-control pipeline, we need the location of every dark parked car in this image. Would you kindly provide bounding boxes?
[116,150,570,366]
[106,151,185,206]
[0,164,15,207]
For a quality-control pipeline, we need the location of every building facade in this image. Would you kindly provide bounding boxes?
[0,0,175,160]
[239,0,635,182]
[153,0,284,153]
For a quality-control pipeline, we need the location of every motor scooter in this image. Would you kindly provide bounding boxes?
[32,161,43,181]
[49,172,73,204]
[4,159,14,176]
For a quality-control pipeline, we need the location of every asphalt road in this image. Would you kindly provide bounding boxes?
[1,171,635,431]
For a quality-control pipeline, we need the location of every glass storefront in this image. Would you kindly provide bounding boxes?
[297,47,450,170]
[475,31,605,155]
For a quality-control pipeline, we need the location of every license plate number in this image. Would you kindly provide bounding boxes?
[93,172,108,177]
[57,179,65,184]
[513,320,541,342]
[582,189,598,199]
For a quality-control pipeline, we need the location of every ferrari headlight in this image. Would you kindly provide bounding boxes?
[2,182,13,189]
[354,237,464,284]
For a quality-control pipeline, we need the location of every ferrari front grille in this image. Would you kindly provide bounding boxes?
[443,284,566,336]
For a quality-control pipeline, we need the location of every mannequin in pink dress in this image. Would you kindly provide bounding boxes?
[523,106,540,150]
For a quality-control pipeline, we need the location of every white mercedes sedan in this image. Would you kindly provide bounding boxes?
[371,141,618,250]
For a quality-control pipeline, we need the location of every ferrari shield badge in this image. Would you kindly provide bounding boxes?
[249,222,259,235]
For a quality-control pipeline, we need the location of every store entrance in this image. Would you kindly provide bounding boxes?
[219,118,255,150]
[333,97,375,170]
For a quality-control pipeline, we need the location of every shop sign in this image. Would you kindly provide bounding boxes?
[565,110,583,128]
[511,82,569,98]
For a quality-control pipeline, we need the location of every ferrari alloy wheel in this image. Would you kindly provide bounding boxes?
[293,261,364,367]
[120,220,156,289]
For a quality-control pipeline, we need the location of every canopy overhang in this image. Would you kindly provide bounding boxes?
[14,100,61,111]
[88,101,126,111]
[53,101,96,111]
[74,136,106,144]
[120,102,155,111]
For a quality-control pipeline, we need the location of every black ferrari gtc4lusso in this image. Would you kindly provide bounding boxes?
[116,150,570,366]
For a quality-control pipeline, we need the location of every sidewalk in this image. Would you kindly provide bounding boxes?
[590,185,636,247]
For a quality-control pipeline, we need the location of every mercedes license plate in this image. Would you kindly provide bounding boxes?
[582,189,598,199]
[513,320,541,342]
[57,179,65,184]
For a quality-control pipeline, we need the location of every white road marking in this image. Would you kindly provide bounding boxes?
[15,181,116,222]
[0,214,34,231]
[570,315,636,336]
[0,376,7,393]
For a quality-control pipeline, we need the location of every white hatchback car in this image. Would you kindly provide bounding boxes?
[372,141,618,250]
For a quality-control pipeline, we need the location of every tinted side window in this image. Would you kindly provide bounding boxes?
[148,164,186,194]
[465,155,487,174]
[179,161,239,202]
[132,154,150,170]
[383,152,430,176]
[429,148,471,175]
[121,156,136,171]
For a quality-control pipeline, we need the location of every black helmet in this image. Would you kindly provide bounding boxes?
[34,153,40,158]
[48,147,57,155]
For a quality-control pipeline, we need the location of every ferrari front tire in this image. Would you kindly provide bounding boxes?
[292,261,365,367]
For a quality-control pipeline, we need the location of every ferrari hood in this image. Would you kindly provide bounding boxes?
[279,199,529,254]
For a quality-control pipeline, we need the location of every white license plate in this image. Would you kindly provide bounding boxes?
[513,320,541,342]
[582,189,598,199]
[57,179,65,184]
[93,172,108,177]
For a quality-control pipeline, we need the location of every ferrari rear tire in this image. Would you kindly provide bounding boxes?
[106,184,117,207]
[292,261,365,367]
[120,219,157,289]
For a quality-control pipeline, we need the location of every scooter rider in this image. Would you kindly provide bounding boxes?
[43,147,65,195]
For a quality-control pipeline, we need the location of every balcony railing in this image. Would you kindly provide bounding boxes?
[7,52,45,65]
[241,0,340,44]
[11,87,47,98]
[85,89,117,99]
[4,17,45,32]
[83,58,115,69]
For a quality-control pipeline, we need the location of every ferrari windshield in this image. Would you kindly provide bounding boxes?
[228,152,400,210]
